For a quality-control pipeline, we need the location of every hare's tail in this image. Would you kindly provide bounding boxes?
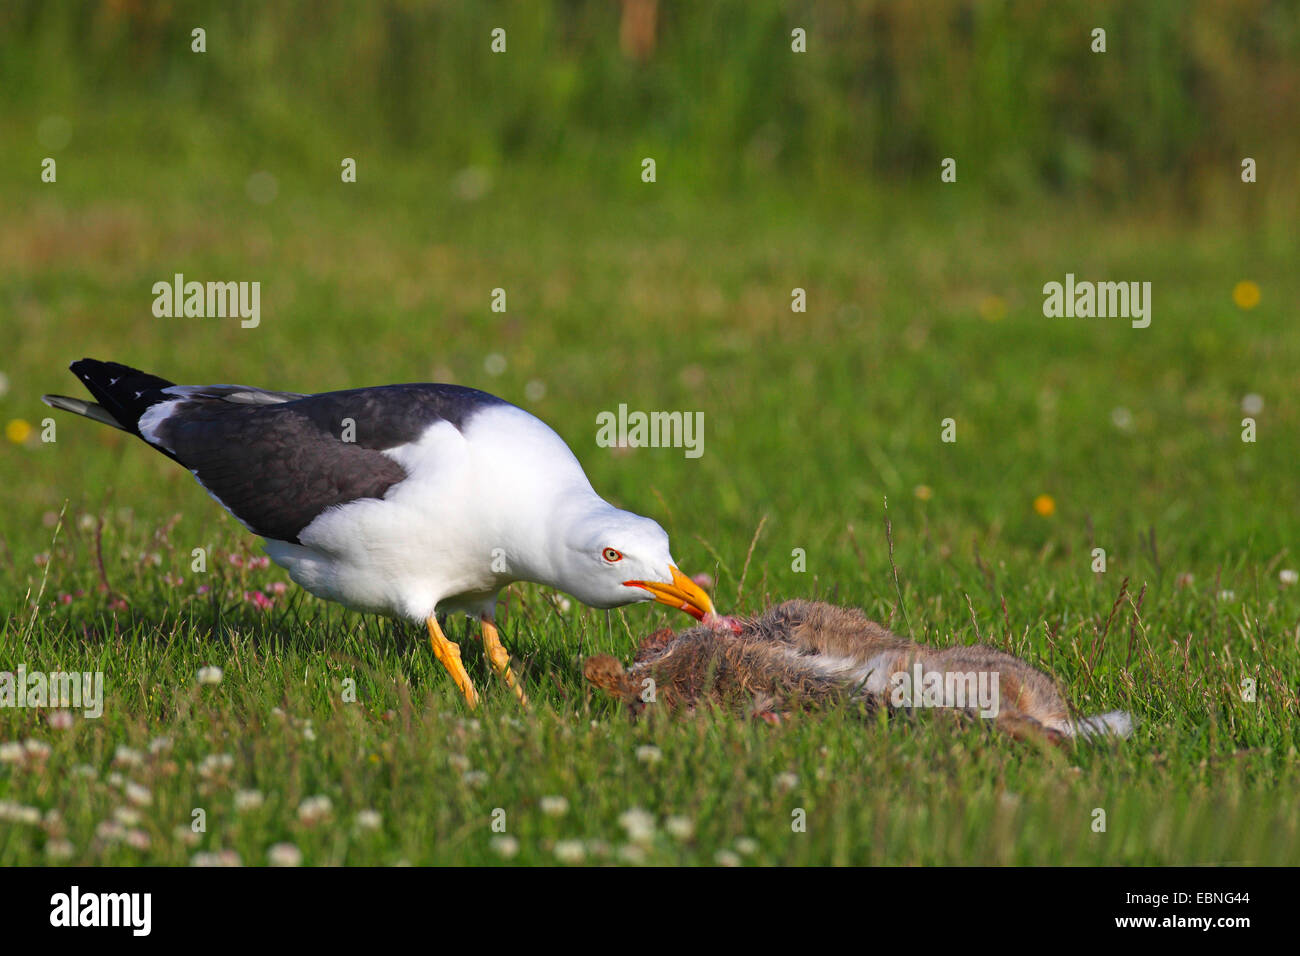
[1066,710,1134,739]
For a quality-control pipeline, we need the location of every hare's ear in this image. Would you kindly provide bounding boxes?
[634,627,676,662]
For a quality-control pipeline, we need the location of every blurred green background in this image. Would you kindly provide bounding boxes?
[4,0,1299,203]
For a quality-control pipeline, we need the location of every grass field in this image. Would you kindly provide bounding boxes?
[3,59,1300,862]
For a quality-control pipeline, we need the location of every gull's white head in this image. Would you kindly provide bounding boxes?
[550,504,715,620]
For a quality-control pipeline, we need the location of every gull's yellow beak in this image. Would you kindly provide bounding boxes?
[624,566,716,621]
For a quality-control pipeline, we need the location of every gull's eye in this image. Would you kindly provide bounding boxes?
[602,547,623,563]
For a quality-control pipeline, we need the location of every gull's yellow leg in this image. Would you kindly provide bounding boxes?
[427,616,479,708]
[481,617,528,707]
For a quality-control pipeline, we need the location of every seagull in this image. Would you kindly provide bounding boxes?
[43,358,717,707]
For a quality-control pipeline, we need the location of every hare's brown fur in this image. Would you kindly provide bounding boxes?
[585,600,1126,744]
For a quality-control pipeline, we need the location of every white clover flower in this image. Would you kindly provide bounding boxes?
[462,770,489,788]
[0,742,24,763]
[355,809,382,830]
[124,782,153,807]
[539,795,569,816]
[23,739,51,760]
[618,807,656,844]
[775,772,799,792]
[198,753,234,778]
[149,736,173,754]
[268,843,303,867]
[664,815,694,840]
[297,795,333,823]
[113,806,142,827]
[734,836,760,856]
[714,849,742,867]
[112,745,144,767]
[491,835,520,859]
[617,844,648,864]
[234,790,265,811]
[191,850,242,867]
[553,840,586,863]
[1280,569,1298,586]
[0,801,42,825]
[635,745,662,765]
[95,819,126,842]
[45,839,75,860]
[197,666,224,686]
[48,710,74,730]
[125,830,151,850]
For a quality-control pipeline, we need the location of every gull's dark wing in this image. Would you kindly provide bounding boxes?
[49,358,507,543]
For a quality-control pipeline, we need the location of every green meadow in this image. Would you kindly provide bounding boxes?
[1,1,1298,865]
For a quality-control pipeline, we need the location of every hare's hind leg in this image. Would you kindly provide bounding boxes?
[995,709,1067,747]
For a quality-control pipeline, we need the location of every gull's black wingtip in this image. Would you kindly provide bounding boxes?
[66,359,176,436]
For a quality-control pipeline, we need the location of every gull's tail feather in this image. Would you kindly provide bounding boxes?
[40,393,129,431]
[1067,710,1134,739]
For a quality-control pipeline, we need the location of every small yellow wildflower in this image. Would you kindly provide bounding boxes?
[5,419,31,444]
[1033,494,1056,517]
[979,295,1007,322]
[1232,281,1260,310]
